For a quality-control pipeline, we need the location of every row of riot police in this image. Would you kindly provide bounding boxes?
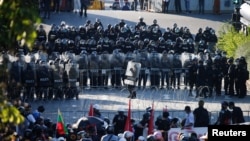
[4,47,249,101]
[33,20,217,57]
[6,52,79,101]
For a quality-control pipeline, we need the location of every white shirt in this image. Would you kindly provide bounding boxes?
[184,112,194,128]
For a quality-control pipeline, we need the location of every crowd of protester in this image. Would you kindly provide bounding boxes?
[1,98,245,141]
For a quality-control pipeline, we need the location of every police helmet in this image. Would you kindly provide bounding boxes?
[153,19,157,24]
[198,27,203,33]
[175,27,180,33]
[120,27,127,33]
[173,23,177,28]
[144,38,150,44]
[138,40,144,46]
[166,39,172,45]
[199,40,205,45]
[227,57,234,63]
[139,16,143,21]
[152,27,158,33]
[97,26,103,31]
[159,37,165,43]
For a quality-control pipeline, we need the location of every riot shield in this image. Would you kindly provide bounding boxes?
[22,61,36,101]
[137,50,150,89]
[110,50,125,88]
[99,51,111,88]
[77,52,89,88]
[65,61,79,99]
[51,60,65,100]
[88,52,100,88]
[149,52,161,88]
[36,61,52,100]
[171,54,183,89]
[160,51,172,88]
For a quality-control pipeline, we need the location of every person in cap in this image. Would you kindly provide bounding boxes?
[112,107,128,135]
[215,101,231,125]
[93,104,104,119]
[228,101,245,124]
[193,100,209,127]
[182,106,194,129]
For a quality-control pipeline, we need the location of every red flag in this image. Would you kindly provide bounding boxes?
[148,101,154,135]
[88,103,94,116]
[124,99,132,132]
[56,109,68,135]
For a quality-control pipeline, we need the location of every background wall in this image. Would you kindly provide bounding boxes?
[148,0,236,13]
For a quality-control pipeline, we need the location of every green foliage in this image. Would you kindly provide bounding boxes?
[217,23,250,58]
[0,0,41,51]
[235,41,250,71]
[0,0,41,134]
[0,98,24,127]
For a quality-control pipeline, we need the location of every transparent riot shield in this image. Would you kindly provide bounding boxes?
[180,52,193,88]
[137,50,150,89]
[171,54,183,89]
[51,60,65,100]
[149,52,161,88]
[77,51,89,89]
[36,61,52,100]
[160,51,172,89]
[88,52,100,88]
[99,51,111,88]
[65,61,79,99]
[110,49,125,88]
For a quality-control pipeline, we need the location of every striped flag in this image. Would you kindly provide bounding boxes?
[56,109,68,135]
